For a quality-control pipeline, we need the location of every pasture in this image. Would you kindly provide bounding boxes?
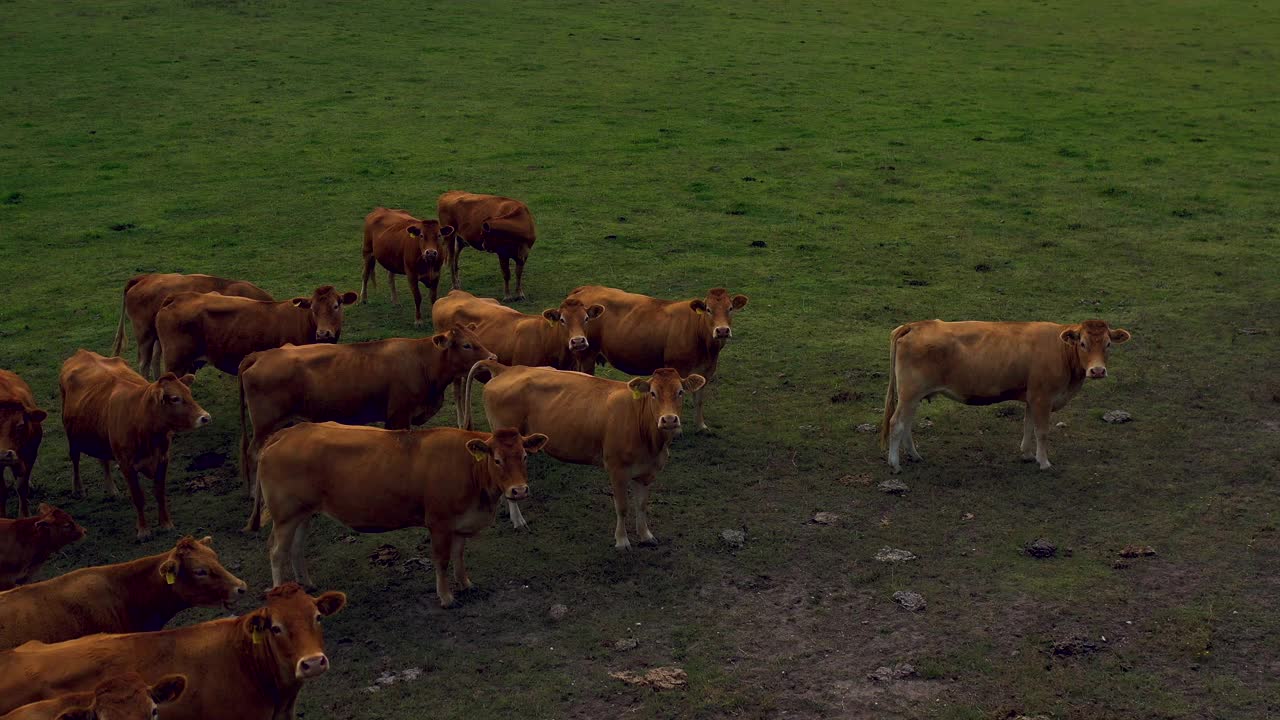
[2,0,1278,717]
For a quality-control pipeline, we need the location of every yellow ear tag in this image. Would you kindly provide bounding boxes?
[470,449,486,462]
[546,317,557,328]
[631,388,644,400]
[694,308,705,315]
[251,629,264,645]
[165,572,176,585]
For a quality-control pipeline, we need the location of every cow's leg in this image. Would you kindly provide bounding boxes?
[450,536,471,591]
[507,499,528,530]
[0,468,9,518]
[408,272,425,327]
[608,468,632,550]
[16,467,32,518]
[449,240,463,290]
[388,271,399,306]
[693,372,715,432]
[1028,398,1053,470]
[138,330,157,380]
[291,519,313,588]
[498,255,513,301]
[149,344,165,381]
[268,516,301,587]
[120,465,151,541]
[1019,410,1037,462]
[429,526,457,608]
[513,251,528,301]
[631,477,658,546]
[100,458,119,498]
[886,392,921,474]
[153,460,173,530]
[360,254,375,303]
[70,448,84,498]
[454,378,465,428]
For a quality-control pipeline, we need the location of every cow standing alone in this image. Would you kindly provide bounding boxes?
[437,191,536,300]
[360,207,455,326]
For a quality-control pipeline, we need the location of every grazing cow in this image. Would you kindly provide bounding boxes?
[880,319,1133,472]
[59,350,211,539]
[0,583,346,720]
[110,273,273,379]
[0,536,247,650]
[238,326,494,531]
[0,673,186,720]
[567,286,748,431]
[466,362,703,547]
[360,207,456,326]
[155,285,358,376]
[0,370,46,518]
[437,191,536,300]
[0,504,85,590]
[258,423,545,608]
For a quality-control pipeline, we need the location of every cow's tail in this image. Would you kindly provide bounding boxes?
[110,277,142,357]
[880,324,911,449]
[462,359,506,431]
[238,354,262,531]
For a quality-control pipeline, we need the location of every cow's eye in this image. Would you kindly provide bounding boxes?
[650,391,657,398]
[271,625,283,635]
[678,389,684,397]
[167,396,181,404]
[315,614,323,623]
[194,568,208,577]
[463,343,473,350]
[494,458,503,467]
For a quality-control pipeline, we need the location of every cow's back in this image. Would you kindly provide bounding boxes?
[0,370,36,408]
[569,287,681,374]
[437,192,533,242]
[897,321,1066,400]
[126,274,270,321]
[60,351,139,426]
[483,367,614,465]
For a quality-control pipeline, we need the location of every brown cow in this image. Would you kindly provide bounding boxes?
[59,350,211,539]
[0,583,346,720]
[258,423,546,608]
[437,191,536,300]
[0,504,85,590]
[110,273,274,379]
[360,207,456,325]
[238,326,495,531]
[432,290,605,377]
[0,673,186,720]
[881,319,1133,473]
[155,285,358,376]
[466,362,704,548]
[0,370,46,518]
[0,536,246,650]
[567,286,748,431]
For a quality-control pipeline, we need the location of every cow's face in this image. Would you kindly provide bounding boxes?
[690,288,748,341]
[32,503,86,547]
[149,373,210,430]
[0,403,44,467]
[407,222,454,267]
[466,428,547,502]
[57,673,186,720]
[160,536,248,610]
[244,583,346,681]
[1060,320,1132,379]
[628,369,706,433]
[431,324,496,373]
[293,286,358,342]
[543,299,604,352]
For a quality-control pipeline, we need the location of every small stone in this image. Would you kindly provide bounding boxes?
[874,547,917,563]
[1055,421,1067,428]
[613,638,639,651]
[811,511,840,525]
[609,667,687,690]
[749,240,767,248]
[856,423,878,434]
[1119,544,1157,558]
[1237,327,1267,335]
[341,535,357,544]
[892,591,926,612]
[961,512,975,521]
[368,544,400,566]
[838,473,873,487]
[1112,560,1131,570]
[867,663,916,682]
[878,479,909,495]
[1102,410,1132,424]
[721,529,746,548]
[1025,539,1057,558]
[548,604,569,621]
[919,419,934,428]
[1052,637,1099,656]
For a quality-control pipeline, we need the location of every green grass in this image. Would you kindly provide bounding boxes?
[3,0,1279,717]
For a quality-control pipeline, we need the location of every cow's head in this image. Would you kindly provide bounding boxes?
[543,298,604,353]
[291,285,358,343]
[1060,320,1132,379]
[158,535,248,610]
[406,221,455,267]
[56,672,187,720]
[690,288,748,341]
[147,373,210,430]
[0,401,44,468]
[628,369,706,433]
[466,428,547,502]
[31,503,87,547]
[244,583,346,682]
[431,324,496,376]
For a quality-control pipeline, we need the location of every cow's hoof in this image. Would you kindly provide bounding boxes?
[615,539,632,551]
[414,319,423,327]
[1038,461,1053,470]
[511,519,528,530]
[71,489,85,499]
[439,596,458,609]
[106,489,120,499]
[696,423,711,433]
[888,464,902,475]
[1020,454,1037,463]
[159,520,175,530]
[135,528,153,542]
[637,536,659,547]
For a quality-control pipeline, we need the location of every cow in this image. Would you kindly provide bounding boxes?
[0,535,247,650]
[59,350,211,540]
[465,362,704,547]
[0,673,186,720]
[0,504,85,590]
[0,370,46,518]
[566,286,748,431]
[155,285,358,376]
[432,290,605,377]
[360,207,456,326]
[880,319,1133,473]
[437,191,536,300]
[110,273,274,379]
[257,422,546,608]
[237,326,495,531]
[0,583,346,720]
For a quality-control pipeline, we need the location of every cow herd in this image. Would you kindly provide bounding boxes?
[0,188,1134,719]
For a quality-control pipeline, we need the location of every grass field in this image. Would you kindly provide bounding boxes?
[3,0,1279,717]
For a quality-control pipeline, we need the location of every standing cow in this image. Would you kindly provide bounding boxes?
[881,319,1133,472]
[0,369,46,517]
[360,207,456,326]
[59,350,211,539]
[437,191,536,300]
[567,286,748,431]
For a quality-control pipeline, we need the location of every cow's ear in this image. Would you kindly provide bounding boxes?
[246,611,270,639]
[689,299,708,315]
[523,433,549,454]
[55,708,94,720]
[731,294,749,311]
[431,333,451,349]
[150,674,187,704]
[38,502,53,515]
[481,221,492,233]
[1059,328,1081,345]
[464,322,479,331]
[179,374,196,387]
[465,438,492,461]
[314,591,347,617]
[291,298,312,309]
[440,225,456,238]
[407,225,422,237]
[627,377,651,398]
[159,558,179,584]
[1109,328,1132,344]
[341,291,359,305]
[27,408,47,423]
[586,304,605,320]
[199,535,214,546]
[682,374,707,393]
[541,309,561,324]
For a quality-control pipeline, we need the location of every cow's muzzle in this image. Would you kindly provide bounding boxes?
[0,449,17,464]
[196,413,212,426]
[1087,366,1108,379]
[296,654,330,679]
[506,485,530,501]
[658,414,682,431]
[316,330,337,342]
[568,335,589,352]
[713,326,732,340]
[422,250,439,261]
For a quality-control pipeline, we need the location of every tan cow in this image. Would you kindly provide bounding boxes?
[110,273,273,379]
[0,536,246,650]
[0,505,85,590]
[258,423,545,608]
[0,370,46,518]
[155,285,357,376]
[238,327,495,531]
[0,673,186,720]
[0,583,346,720]
[360,207,456,325]
[466,362,704,547]
[437,191,536,300]
[881,319,1133,472]
[59,350,211,539]
[433,290,604,372]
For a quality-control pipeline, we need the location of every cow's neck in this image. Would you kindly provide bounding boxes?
[235,624,305,711]
[282,303,317,344]
[418,341,460,398]
[104,553,192,631]
[1060,340,1087,384]
[113,385,172,446]
[469,463,505,513]
[690,311,725,360]
[634,399,675,456]
[6,519,52,569]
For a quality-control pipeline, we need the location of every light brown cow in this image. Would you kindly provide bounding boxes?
[0,583,345,720]
[0,370,46,518]
[881,319,1133,472]
[0,673,186,720]
[361,207,456,326]
[0,536,246,650]
[567,286,748,431]
[432,290,604,375]
[155,285,358,376]
[466,362,704,548]
[258,423,546,608]
[0,505,85,590]
[437,191,536,300]
[110,273,274,379]
[59,350,211,539]
[238,327,494,531]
